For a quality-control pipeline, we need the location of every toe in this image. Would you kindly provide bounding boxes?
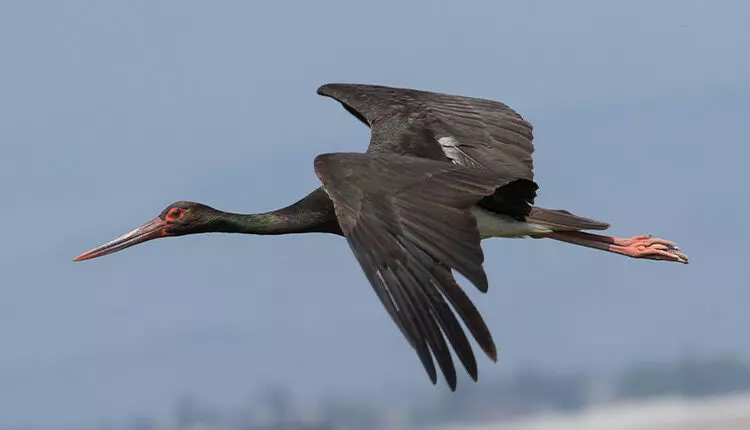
[645,248,689,264]
[645,237,678,248]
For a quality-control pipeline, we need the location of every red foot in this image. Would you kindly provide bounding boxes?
[547,231,689,264]
[609,235,688,264]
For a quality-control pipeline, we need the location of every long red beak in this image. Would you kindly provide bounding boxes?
[73,217,167,262]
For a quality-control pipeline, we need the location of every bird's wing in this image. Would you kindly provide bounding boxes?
[317,83,535,180]
[313,152,526,390]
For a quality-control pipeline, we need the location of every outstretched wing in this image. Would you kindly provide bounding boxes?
[314,152,529,390]
[317,83,535,180]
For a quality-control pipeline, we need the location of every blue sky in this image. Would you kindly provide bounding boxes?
[1,1,749,427]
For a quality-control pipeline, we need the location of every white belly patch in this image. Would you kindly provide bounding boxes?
[471,206,552,239]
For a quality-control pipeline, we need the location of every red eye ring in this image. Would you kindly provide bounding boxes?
[167,208,184,219]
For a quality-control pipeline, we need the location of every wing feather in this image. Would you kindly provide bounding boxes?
[317,83,535,180]
[314,152,517,389]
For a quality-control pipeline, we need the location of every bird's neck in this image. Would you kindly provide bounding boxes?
[215,187,341,236]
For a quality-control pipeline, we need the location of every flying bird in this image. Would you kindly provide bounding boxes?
[74,83,688,390]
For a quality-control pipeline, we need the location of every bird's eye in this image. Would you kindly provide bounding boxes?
[167,208,183,219]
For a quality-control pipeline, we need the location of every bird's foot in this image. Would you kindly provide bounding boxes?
[546,231,689,264]
[608,234,689,264]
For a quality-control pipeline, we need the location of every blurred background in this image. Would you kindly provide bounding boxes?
[2,1,749,429]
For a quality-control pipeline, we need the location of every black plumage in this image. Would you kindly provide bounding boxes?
[312,83,544,388]
[75,82,688,391]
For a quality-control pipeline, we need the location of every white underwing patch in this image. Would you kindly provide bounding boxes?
[437,136,462,164]
[438,136,461,164]
[437,136,482,167]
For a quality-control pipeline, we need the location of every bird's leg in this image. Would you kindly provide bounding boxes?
[544,231,688,264]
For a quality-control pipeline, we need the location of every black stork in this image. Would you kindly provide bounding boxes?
[74,83,688,390]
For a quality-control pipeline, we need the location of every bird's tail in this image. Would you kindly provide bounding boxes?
[526,206,610,232]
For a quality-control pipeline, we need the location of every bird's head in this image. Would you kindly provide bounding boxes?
[73,201,219,262]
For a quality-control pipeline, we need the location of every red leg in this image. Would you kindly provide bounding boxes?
[546,231,688,264]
